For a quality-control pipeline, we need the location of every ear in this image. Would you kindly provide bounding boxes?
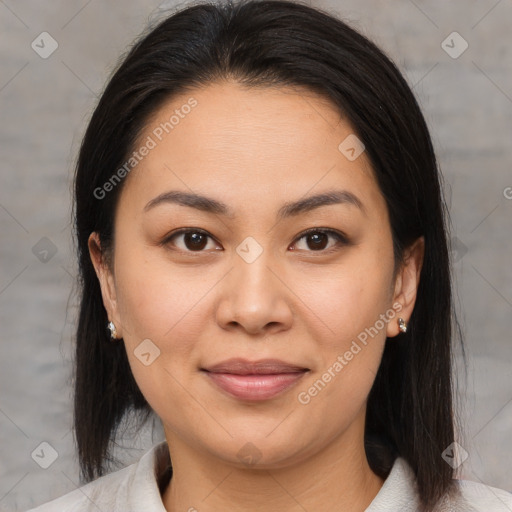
[88,232,123,339]
[386,236,425,338]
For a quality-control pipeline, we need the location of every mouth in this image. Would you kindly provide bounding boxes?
[200,358,310,401]
[201,357,310,375]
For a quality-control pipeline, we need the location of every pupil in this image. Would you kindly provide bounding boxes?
[185,232,207,251]
[309,233,327,250]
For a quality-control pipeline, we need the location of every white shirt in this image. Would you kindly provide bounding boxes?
[27,440,512,511]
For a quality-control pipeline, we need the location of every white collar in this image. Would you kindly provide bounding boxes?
[129,441,512,511]
[146,441,422,510]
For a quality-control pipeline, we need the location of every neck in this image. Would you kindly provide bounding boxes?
[161,417,385,512]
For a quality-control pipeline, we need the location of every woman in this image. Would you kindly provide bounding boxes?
[28,0,512,510]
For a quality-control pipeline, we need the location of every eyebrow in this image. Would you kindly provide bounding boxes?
[143,189,365,219]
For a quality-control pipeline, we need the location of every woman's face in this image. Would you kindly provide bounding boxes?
[90,80,423,469]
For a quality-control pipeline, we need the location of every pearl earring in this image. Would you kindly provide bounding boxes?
[398,317,407,333]
[107,321,118,340]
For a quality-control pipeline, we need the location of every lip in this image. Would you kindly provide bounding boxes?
[201,358,310,401]
[201,357,309,375]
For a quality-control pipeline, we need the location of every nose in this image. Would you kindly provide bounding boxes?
[215,249,294,336]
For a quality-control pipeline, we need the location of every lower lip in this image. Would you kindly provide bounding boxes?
[202,371,308,401]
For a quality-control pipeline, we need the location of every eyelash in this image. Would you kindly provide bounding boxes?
[161,227,349,255]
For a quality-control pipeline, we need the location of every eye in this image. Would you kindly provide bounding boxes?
[290,228,348,253]
[162,228,220,252]
[162,227,349,254]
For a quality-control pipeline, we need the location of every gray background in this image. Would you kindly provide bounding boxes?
[1,0,511,510]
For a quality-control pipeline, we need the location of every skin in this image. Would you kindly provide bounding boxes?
[89,80,424,512]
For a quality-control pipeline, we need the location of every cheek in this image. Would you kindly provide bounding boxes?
[293,251,394,407]
[296,252,394,349]
[113,247,220,399]
[112,251,214,421]
[114,246,208,339]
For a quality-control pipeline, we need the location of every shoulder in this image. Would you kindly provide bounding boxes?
[25,464,133,512]
[26,441,169,512]
[444,478,512,511]
[365,457,512,512]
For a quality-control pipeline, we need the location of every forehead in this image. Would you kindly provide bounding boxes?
[119,80,386,221]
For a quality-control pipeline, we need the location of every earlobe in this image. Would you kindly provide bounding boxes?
[87,232,123,338]
[387,236,425,338]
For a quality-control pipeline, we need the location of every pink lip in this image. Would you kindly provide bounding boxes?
[202,357,309,375]
[201,358,310,401]
[203,371,308,401]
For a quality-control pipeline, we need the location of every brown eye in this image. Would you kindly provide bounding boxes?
[305,232,329,250]
[292,229,348,252]
[182,232,208,251]
[163,229,219,252]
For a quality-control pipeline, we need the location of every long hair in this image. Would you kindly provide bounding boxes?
[72,1,462,509]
